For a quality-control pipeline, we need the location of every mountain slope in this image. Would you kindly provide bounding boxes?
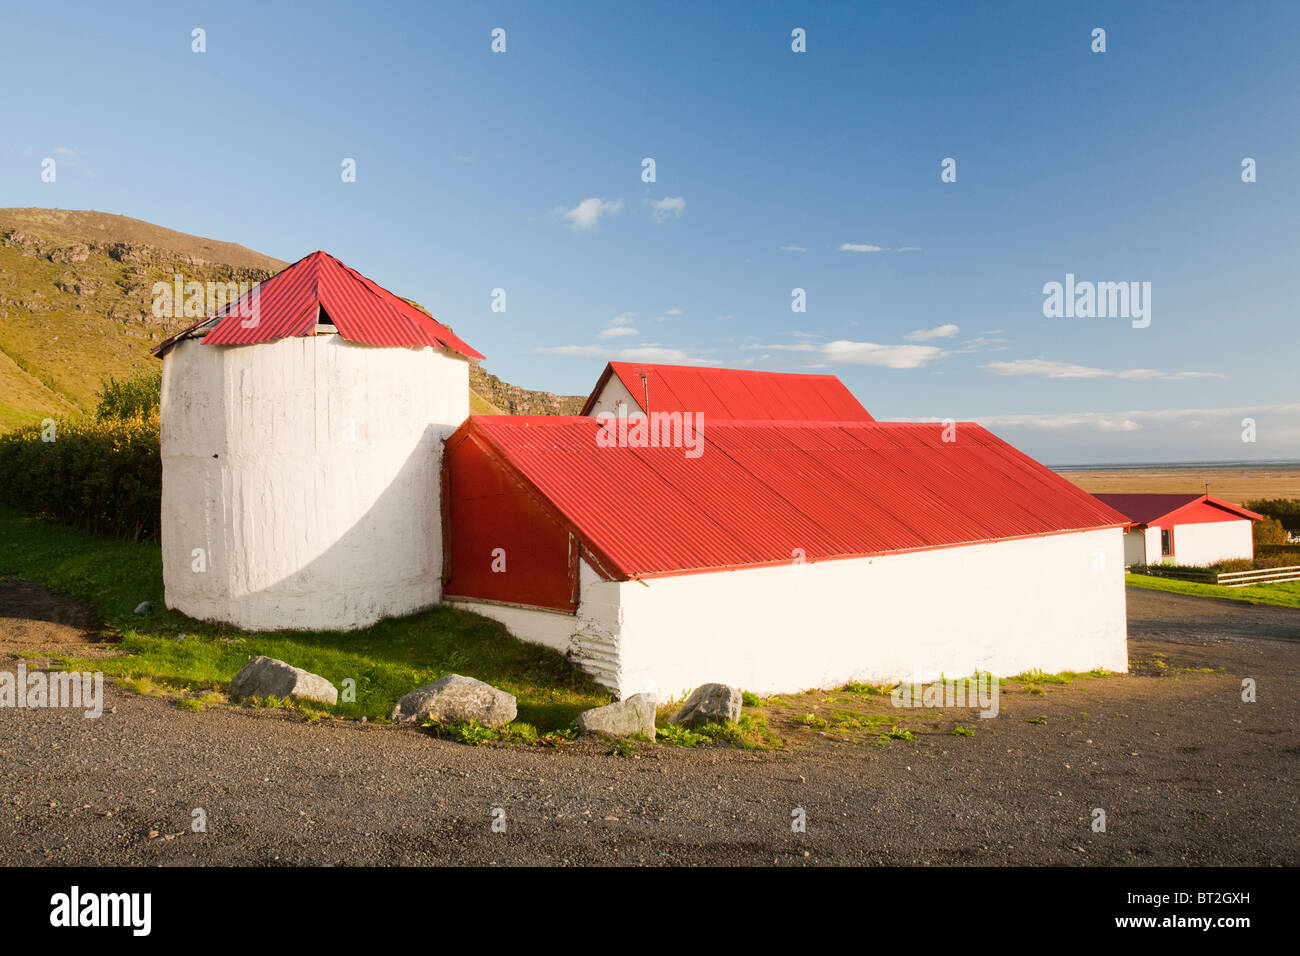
[0,208,582,429]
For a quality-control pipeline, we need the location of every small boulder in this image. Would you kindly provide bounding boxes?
[391,674,516,727]
[228,656,338,706]
[576,693,656,738]
[133,601,152,615]
[670,683,742,727]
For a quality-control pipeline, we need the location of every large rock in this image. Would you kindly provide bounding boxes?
[228,656,338,705]
[670,683,742,727]
[390,674,516,727]
[576,693,656,738]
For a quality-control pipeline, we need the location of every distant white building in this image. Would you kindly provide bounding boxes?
[1093,494,1262,567]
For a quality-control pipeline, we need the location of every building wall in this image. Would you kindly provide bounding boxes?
[1170,518,1254,566]
[442,431,577,611]
[451,528,1128,701]
[1122,529,1147,566]
[586,374,645,419]
[161,334,468,630]
[613,527,1128,701]
[447,559,624,690]
[1145,526,1165,564]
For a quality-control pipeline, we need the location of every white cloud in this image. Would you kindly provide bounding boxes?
[51,146,77,156]
[985,358,1226,381]
[647,197,686,223]
[946,334,1007,355]
[905,323,960,341]
[780,245,807,253]
[533,343,709,364]
[595,311,638,338]
[562,197,623,231]
[838,243,883,253]
[741,339,942,369]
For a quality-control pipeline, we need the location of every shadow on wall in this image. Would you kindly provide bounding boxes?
[166,422,450,632]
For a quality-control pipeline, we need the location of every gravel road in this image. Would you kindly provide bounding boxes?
[1,584,1296,866]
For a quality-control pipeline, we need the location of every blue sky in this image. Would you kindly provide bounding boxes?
[3,0,1298,464]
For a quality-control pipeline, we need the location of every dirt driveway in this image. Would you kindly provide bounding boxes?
[0,583,1296,866]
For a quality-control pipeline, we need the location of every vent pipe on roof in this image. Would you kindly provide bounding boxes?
[640,372,650,414]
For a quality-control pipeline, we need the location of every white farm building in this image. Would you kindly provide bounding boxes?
[1093,493,1262,568]
[156,253,1131,699]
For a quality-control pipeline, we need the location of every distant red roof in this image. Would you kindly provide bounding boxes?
[452,416,1129,579]
[1093,493,1263,526]
[581,362,874,421]
[151,251,483,359]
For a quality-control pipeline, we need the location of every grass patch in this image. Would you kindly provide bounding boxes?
[793,712,830,730]
[840,680,892,696]
[874,725,917,745]
[1006,668,1110,696]
[951,725,975,737]
[652,714,780,749]
[0,507,611,730]
[655,723,710,747]
[1126,573,1300,609]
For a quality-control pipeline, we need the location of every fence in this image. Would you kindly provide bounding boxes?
[1133,565,1300,588]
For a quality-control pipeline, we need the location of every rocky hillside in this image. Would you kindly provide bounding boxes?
[0,208,582,429]
[470,364,585,416]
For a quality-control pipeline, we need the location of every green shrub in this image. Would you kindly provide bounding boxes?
[95,367,162,422]
[1253,517,1290,548]
[0,412,161,541]
[1246,498,1300,534]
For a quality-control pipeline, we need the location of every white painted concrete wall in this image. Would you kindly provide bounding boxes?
[614,528,1128,701]
[161,334,468,631]
[448,560,624,690]
[453,529,1128,701]
[587,375,644,418]
[1171,519,1254,566]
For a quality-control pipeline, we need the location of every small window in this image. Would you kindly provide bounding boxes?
[1161,529,1173,556]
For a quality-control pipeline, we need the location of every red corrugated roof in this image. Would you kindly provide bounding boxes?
[151,251,483,359]
[580,362,874,421]
[453,415,1130,579]
[1093,493,1263,526]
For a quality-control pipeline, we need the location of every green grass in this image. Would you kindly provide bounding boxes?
[0,507,612,730]
[1126,572,1300,609]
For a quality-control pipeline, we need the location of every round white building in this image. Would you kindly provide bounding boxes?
[153,251,482,631]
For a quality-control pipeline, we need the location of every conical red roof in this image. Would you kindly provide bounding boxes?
[152,251,483,359]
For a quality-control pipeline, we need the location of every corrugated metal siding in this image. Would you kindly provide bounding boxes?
[581,362,874,420]
[455,416,1131,579]
[155,251,483,359]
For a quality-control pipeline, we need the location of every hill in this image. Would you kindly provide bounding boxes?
[0,208,582,428]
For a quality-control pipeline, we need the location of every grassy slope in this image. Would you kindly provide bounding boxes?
[468,390,501,415]
[0,207,582,430]
[1126,573,1300,609]
[0,507,612,729]
[0,211,281,421]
